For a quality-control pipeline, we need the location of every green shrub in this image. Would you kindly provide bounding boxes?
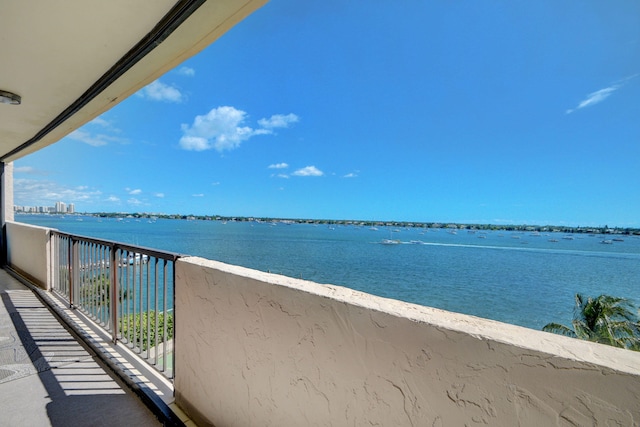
[120,311,173,351]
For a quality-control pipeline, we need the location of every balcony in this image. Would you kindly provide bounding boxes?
[2,2,640,425]
[4,220,640,426]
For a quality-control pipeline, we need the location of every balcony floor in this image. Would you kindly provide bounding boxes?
[0,268,161,426]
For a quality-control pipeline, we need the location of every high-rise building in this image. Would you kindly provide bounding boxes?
[68,203,75,214]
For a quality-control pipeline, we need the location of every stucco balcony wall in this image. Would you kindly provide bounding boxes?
[6,221,51,289]
[175,255,640,427]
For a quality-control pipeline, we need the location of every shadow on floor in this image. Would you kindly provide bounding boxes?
[0,271,160,426]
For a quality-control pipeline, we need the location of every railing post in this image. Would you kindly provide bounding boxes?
[69,237,74,308]
[49,233,56,292]
[172,256,177,384]
[110,245,119,343]
[72,237,81,309]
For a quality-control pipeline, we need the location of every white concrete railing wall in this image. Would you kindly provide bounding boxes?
[6,221,52,289]
[175,256,640,427]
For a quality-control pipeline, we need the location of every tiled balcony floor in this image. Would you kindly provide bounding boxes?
[0,268,161,426]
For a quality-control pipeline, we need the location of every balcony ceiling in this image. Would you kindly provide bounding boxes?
[0,0,266,162]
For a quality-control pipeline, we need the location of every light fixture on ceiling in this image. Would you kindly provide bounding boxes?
[0,90,21,105]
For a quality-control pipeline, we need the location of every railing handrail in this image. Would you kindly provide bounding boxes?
[50,230,182,262]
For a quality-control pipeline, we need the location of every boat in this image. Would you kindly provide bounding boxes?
[612,238,624,242]
[121,253,149,265]
[380,239,401,245]
[601,240,613,244]
[548,239,559,242]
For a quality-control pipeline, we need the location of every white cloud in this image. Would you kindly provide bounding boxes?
[14,166,35,173]
[127,198,142,205]
[66,116,126,147]
[89,117,120,132]
[268,163,289,169]
[211,182,220,186]
[179,106,271,152]
[292,166,324,177]
[128,189,142,195]
[192,193,204,197]
[14,165,51,176]
[566,74,638,114]
[258,113,299,129]
[566,87,617,114]
[90,117,110,127]
[273,173,289,179]
[180,107,299,152]
[139,80,183,103]
[14,178,102,206]
[176,66,195,77]
[343,172,358,178]
[68,129,126,147]
[106,196,120,202]
[154,193,165,198]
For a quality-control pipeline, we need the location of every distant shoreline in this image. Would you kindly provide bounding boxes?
[15,211,640,236]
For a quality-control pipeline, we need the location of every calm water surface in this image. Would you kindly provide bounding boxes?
[17,214,640,330]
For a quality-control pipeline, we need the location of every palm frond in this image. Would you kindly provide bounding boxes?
[544,293,640,352]
[542,323,577,337]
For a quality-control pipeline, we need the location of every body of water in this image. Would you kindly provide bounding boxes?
[16,214,640,331]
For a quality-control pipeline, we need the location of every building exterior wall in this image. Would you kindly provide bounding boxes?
[6,221,51,289]
[1,162,14,266]
[1,162,14,223]
[175,256,640,427]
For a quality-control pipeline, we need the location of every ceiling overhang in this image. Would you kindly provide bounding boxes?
[0,0,267,162]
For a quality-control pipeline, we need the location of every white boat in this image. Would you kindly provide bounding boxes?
[122,253,149,265]
[380,239,401,245]
[601,240,613,244]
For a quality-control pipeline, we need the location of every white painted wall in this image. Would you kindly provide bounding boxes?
[175,256,640,427]
[1,162,14,223]
[6,221,51,289]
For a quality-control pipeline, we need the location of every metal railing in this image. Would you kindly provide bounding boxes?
[50,231,179,380]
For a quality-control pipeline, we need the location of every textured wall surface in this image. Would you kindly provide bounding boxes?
[175,256,640,427]
[6,221,50,288]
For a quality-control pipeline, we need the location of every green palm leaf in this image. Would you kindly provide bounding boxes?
[543,293,640,351]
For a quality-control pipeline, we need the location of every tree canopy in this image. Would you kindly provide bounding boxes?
[543,293,640,351]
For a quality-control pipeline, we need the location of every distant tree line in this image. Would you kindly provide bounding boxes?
[87,212,640,235]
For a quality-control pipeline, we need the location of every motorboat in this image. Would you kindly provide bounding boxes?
[381,239,401,245]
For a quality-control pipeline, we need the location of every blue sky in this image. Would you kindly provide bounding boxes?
[14,1,640,227]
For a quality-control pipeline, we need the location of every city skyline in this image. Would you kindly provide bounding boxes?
[12,1,640,227]
[16,201,75,214]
